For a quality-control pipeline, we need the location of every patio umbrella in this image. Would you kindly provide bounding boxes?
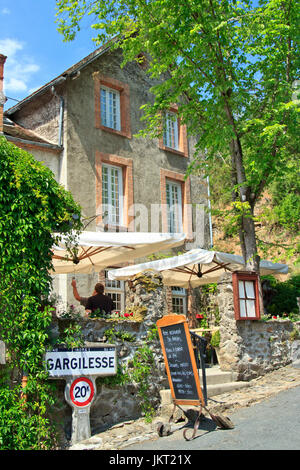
[107,248,289,288]
[51,231,186,274]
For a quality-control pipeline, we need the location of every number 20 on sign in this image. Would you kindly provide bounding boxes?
[69,377,94,407]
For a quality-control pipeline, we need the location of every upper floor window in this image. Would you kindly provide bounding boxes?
[166,179,183,232]
[102,164,123,226]
[100,86,121,131]
[163,112,179,150]
[159,105,188,157]
[96,151,134,231]
[94,73,131,139]
[160,168,193,239]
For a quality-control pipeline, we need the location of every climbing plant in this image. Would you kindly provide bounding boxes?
[0,137,82,449]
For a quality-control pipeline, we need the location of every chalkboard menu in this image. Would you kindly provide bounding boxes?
[157,314,204,406]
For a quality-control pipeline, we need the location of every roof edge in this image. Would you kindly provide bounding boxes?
[5,38,117,116]
[5,135,62,153]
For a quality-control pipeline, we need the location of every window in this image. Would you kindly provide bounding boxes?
[232,272,261,320]
[105,270,125,312]
[159,106,188,157]
[171,287,187,314]
[160,169,193,238]
[94,73,131,139]
[96,152,134,231]
[166,180,183,232]
[100,86,121,131]
[163,112,179,150]
[102,164,123,226]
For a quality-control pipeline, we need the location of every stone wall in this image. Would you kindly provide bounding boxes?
[217,273,300,381]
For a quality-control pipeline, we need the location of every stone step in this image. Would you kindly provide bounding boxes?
[159,366,250,405]
[201,366,249,397]
[200,366,234,386]
[206,380,250,397]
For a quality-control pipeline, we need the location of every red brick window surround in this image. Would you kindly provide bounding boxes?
[94,73,131,139]
[159,105,188,158]
[160,168,192,239]
[232,271,261,320]
[96,151,134,231]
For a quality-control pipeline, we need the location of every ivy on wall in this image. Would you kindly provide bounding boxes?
[0,138,82,449]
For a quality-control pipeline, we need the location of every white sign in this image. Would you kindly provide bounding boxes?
[45,347,116,377]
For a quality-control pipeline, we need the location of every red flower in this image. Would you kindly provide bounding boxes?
[130,312,133,316]
[272,316,277,319]
[196,314,204,319]
[124,313,130,317]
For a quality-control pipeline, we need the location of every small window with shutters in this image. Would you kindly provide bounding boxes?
[232,271,261,320]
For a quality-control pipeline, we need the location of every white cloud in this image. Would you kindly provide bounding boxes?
[0,38,23,57]
[1,8,10,15]
[0,38,40,98]
[5,77,27,93]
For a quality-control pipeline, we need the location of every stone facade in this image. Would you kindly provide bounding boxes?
[3,44,211,315]
[217,273,300,381]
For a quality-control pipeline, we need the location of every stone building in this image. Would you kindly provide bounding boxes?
[1,44,211,319]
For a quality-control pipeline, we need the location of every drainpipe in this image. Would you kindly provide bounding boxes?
[51,85,65,147]
[0,54,7,134]
[206,174,213,248]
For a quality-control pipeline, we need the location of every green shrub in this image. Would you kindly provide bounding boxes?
[210,329,220,348]
[262,274,300,316]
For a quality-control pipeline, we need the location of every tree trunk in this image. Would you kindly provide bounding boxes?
[230,138,260,273]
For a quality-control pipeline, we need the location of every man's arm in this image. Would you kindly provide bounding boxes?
[71,278,81,302]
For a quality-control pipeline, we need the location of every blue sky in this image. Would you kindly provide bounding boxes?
[0,0,99,110]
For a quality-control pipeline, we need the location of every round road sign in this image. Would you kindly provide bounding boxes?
[69,377,95,407]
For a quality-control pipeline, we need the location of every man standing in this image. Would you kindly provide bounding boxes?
[71,278,115,316]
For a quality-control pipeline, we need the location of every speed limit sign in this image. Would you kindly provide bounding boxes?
[69,377,95,407]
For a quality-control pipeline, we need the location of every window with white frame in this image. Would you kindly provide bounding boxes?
[232,272,261,320]
[105,270,125,312]
[171,286,187,314]
[102,164,123,226]
[100,86,121,131]
[166,180,183,232]
[163,112,179,150]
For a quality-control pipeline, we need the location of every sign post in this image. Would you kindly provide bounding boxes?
[157,314,233,439]
[64,375,96,444]
[45,344,117,444]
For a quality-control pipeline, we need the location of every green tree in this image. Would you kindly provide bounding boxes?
[0,137,82,449]
[56,0,299,271]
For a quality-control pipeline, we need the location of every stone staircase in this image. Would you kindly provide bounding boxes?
[202,366,249,398]
[160,366,250,408]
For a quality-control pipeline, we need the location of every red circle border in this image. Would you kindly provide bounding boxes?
[70,377,94,407]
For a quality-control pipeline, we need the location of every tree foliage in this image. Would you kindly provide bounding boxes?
[0,137,82,449]
[56,0,299,269]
